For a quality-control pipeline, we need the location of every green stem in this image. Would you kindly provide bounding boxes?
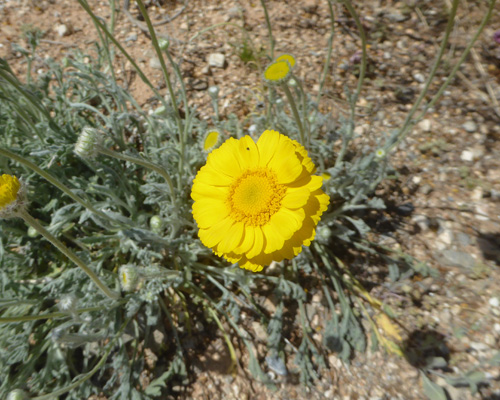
[134,0,184,139]
[97,146,177,207]
[259,0,275,59]
[31,315,132,400]
[335,0,367,168]
[390,0,496,151]
[316,0,335,105]
[76,0,166,104]
[0,147,112,222]
[282,83,305,145]
[387,0,459,152]
[19,210,120,300]
[0,305,114,324]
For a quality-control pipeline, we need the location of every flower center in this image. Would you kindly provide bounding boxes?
[227,169,286,226]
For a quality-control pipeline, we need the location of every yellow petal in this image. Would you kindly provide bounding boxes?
[192,199,228,229]
[246,226,264,259]
[282,187,310,209]
[216,221,245,254]
[262,222,285,254]
[257,130,280,167]
[191,179,228,201]
[199,217,234,248]
[236,135,259,168]
[207,137,243,178]
[234,225,255,254]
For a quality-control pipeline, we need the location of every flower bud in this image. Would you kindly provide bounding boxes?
[58,294,78,312]
[158,38,170,50]
[119,264,141,292]
[6,389,29,400]
[74,127,101,159]
[316,224,332,245]
[149,215,164,233]
[208,86,219,99]
[375,148,386,160]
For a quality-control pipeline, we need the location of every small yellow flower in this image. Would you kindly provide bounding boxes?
[191,130,330,272]
[0,174,23,218]
[203,130,222,152]
[276,54,296,68]
[263,60,291,83]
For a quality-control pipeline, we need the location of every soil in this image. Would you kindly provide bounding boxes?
[1,0,500,399]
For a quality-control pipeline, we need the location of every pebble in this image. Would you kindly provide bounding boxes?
[437,250,475,269]
[455,232,471,247]
[462,120,477,133]
[55,23,71,37]
[419,183,433,195]
[489,297,500,308]
[149,57,162,70]
[419,119,432,132]
[125,33,137,42]
[460,150,474,162]
[208,53,226,68]
[413,72,425,83]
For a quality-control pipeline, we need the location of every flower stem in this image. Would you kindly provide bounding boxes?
[0,147,112,223]
[19,210,120,300]
[281,83,305,146]
[0,305,111,324]
[31,315,132,400]
[97,146,177,207]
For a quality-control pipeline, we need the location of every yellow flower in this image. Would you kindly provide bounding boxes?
[0,174,22,217]
[191,130,330,272]
[203,130,221,152]
[263,60,291,83]
[276,54,296,68]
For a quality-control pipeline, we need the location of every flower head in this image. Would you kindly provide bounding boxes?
[264,60,292,83]
[276,54,296,68]
[203,129,222,152]
[0,174,25,218]
[191,130,330,272]
[74,127,101,159]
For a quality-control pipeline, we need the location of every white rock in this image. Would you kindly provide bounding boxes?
[419,119,432,132]
[208,53,226,68]
[413,72,425,83]
[463,120,477,133]
[489,297,500,308]
[460,150,474,162]
[55,24,70,37]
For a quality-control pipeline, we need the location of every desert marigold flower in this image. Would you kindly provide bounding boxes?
[0,174,25,219]
[275,54,296,68]
[191,130,330,272]
[264,60,291,83]
[203,129,222,152]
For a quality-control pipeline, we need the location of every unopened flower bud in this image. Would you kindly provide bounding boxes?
[74,127,101,159]
[7,389,29,400]
[149,215,164,233]
[316,224,332,245]
[158,38,170,50]
[119,264,141,292]
[375,148,386,160]
[208,86,219,99]
[58,294,78,312]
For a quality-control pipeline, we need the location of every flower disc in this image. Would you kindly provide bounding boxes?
[0,174,20,211]
[263,61,291,83]
[191,130,330,272]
